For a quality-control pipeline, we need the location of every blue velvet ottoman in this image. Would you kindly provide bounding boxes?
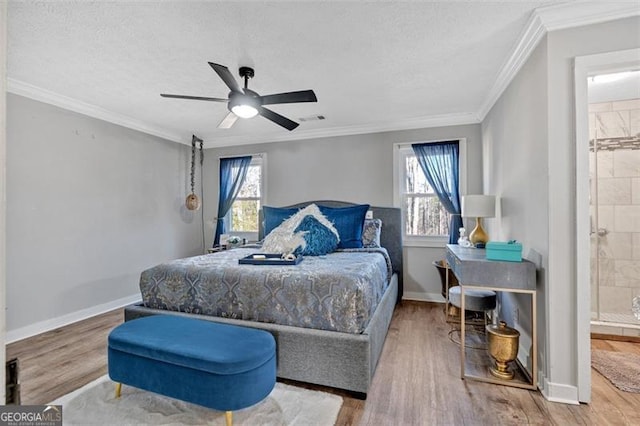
[108,315,276,426]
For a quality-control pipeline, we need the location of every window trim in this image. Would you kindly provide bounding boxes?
[393,139,467,248]
[225,153,267,242]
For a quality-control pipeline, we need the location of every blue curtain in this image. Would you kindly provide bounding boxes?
[412,141,462,244]
[213,156,252,246]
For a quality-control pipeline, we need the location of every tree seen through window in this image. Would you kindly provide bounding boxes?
[230,163,261,232]
[404,155,450,236]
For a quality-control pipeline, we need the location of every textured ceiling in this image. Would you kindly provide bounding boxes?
[7,1,573,146]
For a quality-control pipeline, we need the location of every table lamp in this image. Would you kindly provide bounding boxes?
[462,195,496,248]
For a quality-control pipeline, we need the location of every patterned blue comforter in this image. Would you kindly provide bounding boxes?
[140,247,392,334]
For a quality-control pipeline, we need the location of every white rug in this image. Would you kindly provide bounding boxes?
[50,376,342,426]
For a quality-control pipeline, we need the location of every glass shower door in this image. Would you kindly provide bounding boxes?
[588,95,640,335]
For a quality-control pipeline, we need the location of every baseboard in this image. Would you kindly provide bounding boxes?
[6,294,141,344]
[402,292,445,303]
[540,376,580,405]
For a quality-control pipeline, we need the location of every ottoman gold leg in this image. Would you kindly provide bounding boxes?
[115,383,122,398]
[225,410,232,426]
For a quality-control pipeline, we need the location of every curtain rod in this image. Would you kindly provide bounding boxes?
[395,138,462,149]
[218,152,265,159]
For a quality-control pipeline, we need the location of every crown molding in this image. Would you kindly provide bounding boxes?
[8,77,478,149]
[201,112,480,148]
[536,2,640,32]
[7,78,185,144]
[477,2,639,121]
[477,12,546,121]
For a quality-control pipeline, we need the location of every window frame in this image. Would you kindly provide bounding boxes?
[393,139,467,248]
[225,154,266,243]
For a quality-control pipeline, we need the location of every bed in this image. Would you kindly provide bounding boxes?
[124,201,403,397]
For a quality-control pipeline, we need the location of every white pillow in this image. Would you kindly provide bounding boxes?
[261,204,339,254]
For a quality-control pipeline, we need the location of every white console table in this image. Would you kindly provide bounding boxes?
[446,244,537,390]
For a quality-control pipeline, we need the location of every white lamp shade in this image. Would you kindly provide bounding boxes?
[462,195,496,218]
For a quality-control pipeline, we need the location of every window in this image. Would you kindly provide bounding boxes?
[227,155,264,240]
[403,151,450,237]
[394,141,466,246]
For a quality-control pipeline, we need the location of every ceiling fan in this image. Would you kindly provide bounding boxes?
[161,62,318,131]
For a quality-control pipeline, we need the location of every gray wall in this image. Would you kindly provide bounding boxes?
[204,124,483,300]
[482,36,549,382]
[482,16,640,401]
[545,16,640,398]
[6,94,203,336]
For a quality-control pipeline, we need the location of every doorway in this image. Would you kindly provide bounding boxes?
[588,70,640,336]
[574,49,640,403]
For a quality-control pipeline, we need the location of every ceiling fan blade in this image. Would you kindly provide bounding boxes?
[160,94,227,102]
[209,62,242,93]
[260,90,317,105]
[258,106,299,131]
[218,112,238,129]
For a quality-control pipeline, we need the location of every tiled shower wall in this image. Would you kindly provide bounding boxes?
[589,98,640,336]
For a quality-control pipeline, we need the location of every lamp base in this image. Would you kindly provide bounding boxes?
[469,217,489,248]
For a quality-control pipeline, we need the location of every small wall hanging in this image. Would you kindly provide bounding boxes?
[186,135,204,210]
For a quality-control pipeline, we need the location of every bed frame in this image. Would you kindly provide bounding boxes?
[124,201,403,397]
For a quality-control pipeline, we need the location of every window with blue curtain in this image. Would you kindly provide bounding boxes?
[411,141,462,244]
[226,156,264,236]
[214,155,252,246]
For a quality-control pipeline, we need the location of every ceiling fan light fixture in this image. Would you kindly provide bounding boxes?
[231,104,259,118]
[162,62,317,130]
[229,95,260,119]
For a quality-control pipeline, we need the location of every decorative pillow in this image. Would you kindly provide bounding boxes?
[318,204,370,248]
[362,218,382,248]
[293,215,339,256]
[262,206,300,237]
[261,204,340,255]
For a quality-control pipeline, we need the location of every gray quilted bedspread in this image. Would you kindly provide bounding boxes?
[139,247,392,334]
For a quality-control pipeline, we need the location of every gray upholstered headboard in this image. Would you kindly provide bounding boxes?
[258,200,403,303]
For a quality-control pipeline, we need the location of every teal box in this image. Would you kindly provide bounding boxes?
[486,241,522,262]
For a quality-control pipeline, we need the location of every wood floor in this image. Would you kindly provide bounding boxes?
[7,301,640,425]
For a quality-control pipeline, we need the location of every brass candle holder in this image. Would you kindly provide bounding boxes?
[486,321,520,380]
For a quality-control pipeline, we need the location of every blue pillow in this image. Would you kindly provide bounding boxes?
[319,204,370,248]
[293,215,339,256]
[263,206,299,236]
